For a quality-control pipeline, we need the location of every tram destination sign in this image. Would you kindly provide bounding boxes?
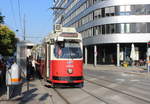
[60,33,78,37]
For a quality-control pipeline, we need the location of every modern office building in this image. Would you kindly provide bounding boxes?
[53,0,150,66]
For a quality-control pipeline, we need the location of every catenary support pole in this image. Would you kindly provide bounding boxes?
[117,44,120,67]
[85,47,87,65]
[94,45,97,66]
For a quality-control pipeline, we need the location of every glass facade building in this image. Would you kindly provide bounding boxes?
[54,0,150,66]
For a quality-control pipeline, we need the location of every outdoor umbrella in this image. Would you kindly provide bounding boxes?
[130,44,136,61]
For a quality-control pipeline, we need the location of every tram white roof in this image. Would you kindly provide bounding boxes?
[17,40,35,46]
[54,24,76,33]
[61,27,76,33]
[43,26,82,43]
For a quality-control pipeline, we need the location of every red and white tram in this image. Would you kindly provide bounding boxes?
[38,25,83,87]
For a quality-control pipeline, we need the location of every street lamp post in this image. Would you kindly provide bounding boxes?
[50,7,66,25]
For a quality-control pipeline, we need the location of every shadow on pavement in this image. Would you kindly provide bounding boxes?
[13,88,38,104]
[39,93,49,101]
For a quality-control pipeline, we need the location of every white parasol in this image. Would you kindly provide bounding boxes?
[130,44,136,60]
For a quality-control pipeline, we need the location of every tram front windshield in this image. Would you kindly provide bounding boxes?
[54,41,82,59]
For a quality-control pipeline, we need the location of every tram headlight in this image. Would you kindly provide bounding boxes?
[67,69,73,74]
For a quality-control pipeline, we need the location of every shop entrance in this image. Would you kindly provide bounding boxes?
[97,44,116,64]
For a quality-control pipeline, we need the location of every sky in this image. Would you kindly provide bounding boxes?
[0,0,54,43]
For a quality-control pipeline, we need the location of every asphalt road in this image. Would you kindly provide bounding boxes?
[83,69,150,104]
[50,69,150,104]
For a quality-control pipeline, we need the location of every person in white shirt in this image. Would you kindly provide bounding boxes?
[31,57,39,79]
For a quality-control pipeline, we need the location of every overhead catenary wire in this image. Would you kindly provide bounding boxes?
[15,34,44,38]
[17,0,26,40]
[8,0,17,28]
[17,0,23,33]
[24,36,43,39]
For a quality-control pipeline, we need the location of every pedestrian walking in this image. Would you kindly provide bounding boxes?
[27,56,39,80]
[31,56,40,79]
[27,56,33,80]
[0,59,5,86]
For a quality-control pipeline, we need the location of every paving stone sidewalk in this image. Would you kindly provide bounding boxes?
[84,64,149,74]
[0,79,53,104]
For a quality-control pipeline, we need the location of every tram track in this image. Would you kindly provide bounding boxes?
[86,72,150,90]
[52,87,109,104]
[80,88,109,104]
[40,80,56,104]
[41,79,70,104]
[53,88,71,104]
[41,73,150,104]
[85,74,150,104]
[86,72,150,92]
[86,73,136,88]
[85,69,150,84]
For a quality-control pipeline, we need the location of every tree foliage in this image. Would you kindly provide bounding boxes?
[0,25,17,56]
[0,12,4,24]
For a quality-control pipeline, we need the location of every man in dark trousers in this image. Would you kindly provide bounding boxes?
[27,56,34,80]
[0,58,5,86]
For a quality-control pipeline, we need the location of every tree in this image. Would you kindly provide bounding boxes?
[0,12,4,24]
[0,25,17,56]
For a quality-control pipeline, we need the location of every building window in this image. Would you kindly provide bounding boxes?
[120,24,125,33]
[131,5,145,15]
[105,24,110,34]
[147,23,150,33]
[116,24,121,33]
[102,8,105,17]
[110,24,115,33]
[145,4,150,14]
[81,23,150,39]
[102,25,105,34]
[105,7,110,17]
[98,25,102,34]
[136,23,147,33]
[125,24,130,33]
[61,4,150,27]
[109,7,115,16]
[94,9,101,20]
[105,7,115,17]
[119,5,131,15]
[87,0,94,7]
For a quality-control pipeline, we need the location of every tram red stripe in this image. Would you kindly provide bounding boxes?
[52,80,83,83]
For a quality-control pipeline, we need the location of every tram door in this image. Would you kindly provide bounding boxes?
[47,44,51,78]
[44,43,50,79]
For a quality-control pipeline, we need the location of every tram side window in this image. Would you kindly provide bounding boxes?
[54,42,64,58]
[54,41,82,59]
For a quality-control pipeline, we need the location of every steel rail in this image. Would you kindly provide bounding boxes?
[80,88,109,104]
[40,80,55,104]
[53,88,71,104]
[85,78,150,104]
